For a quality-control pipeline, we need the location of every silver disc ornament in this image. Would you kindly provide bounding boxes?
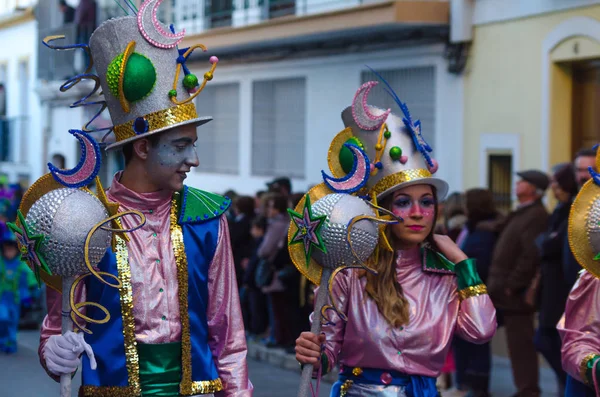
[25,188,112,277]
[310,193,379,269]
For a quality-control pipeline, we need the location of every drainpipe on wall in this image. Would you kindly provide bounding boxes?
[446,0,474,74]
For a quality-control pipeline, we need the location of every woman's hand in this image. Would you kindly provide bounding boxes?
[295,332,325,369]
[433,234,468,264]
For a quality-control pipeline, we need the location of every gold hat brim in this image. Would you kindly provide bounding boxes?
[18,174,94,292]
[568,178,600,278]
[105,116,212,151]
[288,183,334,285]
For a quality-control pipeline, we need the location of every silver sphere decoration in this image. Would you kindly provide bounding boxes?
[310,193,379,269]
[26,188,112,277]
[588,198,600,254]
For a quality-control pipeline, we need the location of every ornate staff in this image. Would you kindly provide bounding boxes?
[8,175,145,397]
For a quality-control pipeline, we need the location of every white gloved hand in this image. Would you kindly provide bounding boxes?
[43,331,97,376]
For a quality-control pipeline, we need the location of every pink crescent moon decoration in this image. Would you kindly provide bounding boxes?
[48,130,101,188]
[321,144,370,194]
[352,81,391,131]
[138,0,185,49]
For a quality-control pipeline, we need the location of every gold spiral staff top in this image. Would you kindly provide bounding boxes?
[70,210,146,334]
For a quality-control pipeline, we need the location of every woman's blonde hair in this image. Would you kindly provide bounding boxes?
[362,188,438,328]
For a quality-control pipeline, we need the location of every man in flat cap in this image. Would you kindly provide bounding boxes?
[488,170,550,397]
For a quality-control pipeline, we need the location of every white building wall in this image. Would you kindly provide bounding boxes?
[0,18,43,185]
[186,44,464,196]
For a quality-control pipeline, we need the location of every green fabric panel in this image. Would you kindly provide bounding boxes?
[137,342,182,396]
[455,259,483,290]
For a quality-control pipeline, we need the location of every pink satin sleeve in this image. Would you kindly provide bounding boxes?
[39,282,86,381]
[557,271,600,382]
[455,294,497,343]
[317,270,350,371]
[207,216,253,397]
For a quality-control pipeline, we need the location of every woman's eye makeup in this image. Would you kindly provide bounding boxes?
[392,196,435,209]
[420,197,435,208]
[393,198,411,208]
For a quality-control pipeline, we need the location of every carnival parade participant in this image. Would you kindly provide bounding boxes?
[0,230,37,354]
[292,79,497,396]
[557,147,600,396]
[33,1,252,395]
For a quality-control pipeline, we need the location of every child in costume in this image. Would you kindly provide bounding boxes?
[36,1,252,395]
[557,149,600,396]
[0,230,37,354]
[294,80,497,396]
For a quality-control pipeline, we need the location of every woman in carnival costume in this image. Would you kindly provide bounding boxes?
[293,79,497,396]
[558,148,600,396]
[29,0,252,396]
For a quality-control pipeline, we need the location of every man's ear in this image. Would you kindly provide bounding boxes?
[132,139,151,161]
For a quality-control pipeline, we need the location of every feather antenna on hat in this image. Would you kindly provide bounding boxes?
[366,66,434,167]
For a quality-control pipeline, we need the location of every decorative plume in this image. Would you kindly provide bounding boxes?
[367,66,434,168]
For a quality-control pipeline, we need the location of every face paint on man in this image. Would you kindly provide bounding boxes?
[145,125,200,192]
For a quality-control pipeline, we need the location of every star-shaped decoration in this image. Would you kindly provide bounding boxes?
[95,176,128,250]
[288,194,327,268]
[7,210,52,287]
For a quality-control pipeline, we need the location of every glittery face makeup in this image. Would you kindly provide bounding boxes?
[145,125,199,192]
[389,184,436,248]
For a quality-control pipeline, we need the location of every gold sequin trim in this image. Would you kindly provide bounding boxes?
[80,385,138,397]
[80,237,140,396]
[113,103,199,143]
[370,169,432,197]
[458,284,488,301]
[580,353,599,385]
[340,379,354,396]
[189,379,224,394]
[170,196,224,395]
[352,367,363,376]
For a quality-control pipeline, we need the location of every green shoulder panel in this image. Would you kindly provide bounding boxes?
[176,185,232,225]
[422,246,456,275]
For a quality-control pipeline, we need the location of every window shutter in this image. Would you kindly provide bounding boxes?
[252,77,306,178]
[195,83,240,174]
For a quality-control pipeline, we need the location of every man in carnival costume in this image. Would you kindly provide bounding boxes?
[558,147,600,396]
[36,1,252,395]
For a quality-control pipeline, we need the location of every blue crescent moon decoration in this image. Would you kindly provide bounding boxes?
[48,130,102,188]
[322,143,371,194]
[589,166,600,187]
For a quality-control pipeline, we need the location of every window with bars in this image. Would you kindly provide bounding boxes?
[206,0,233,28]
[252,77,306,178]
[195,83,240,174]
[488,154,513,213]
[361,67,436,147]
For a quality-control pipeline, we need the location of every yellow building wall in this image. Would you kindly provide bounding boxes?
[463,5,600,190]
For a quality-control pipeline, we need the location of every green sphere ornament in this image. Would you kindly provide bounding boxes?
[389,146,403,161]
[339,137,365,174]
[107,52,157,102]
[183,74,199,90]
[384,130,392,139]
[168,89,178,98]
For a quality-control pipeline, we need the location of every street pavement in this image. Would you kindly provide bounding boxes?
[0,330,559,397]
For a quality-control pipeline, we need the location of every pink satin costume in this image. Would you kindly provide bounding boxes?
[39,173,252,396]
[319,247,497,379]
[558,270,600,385]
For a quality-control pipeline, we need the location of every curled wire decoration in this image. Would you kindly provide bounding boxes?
[69,210,146,334]
[42,36,113,136]
[43,35,94,73]
[170,44,218,105]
